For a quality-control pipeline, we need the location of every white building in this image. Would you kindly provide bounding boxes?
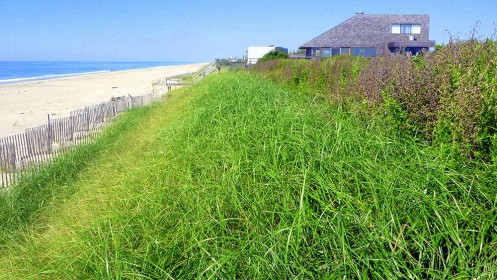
[246,45,288,65]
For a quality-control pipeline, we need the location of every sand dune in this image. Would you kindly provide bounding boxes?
[0,63,207,138]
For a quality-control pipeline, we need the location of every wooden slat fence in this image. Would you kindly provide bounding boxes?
[0,92,162,188]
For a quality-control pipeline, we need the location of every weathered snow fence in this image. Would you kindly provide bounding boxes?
[0,92,161,188]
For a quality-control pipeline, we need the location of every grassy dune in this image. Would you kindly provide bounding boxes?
[0,72,496,278]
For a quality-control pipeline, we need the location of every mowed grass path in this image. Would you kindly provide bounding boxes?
[0,72,496,278]
[0,86,198,278]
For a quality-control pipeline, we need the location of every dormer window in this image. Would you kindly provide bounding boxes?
[391,24,421,34]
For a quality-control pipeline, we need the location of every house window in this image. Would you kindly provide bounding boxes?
[311,47,321,57]
[364,48,377,57]
[351,47,377,57]
[391,24,421,34]
[352,48,365,56]
[324,47,376,57]
[321,48,331,57]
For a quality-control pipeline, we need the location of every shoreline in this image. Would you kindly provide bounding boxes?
[0,62,207,138]
[0,61,198,86]
[0,70,111,85]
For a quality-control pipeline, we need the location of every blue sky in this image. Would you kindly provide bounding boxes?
[0,0,496,62]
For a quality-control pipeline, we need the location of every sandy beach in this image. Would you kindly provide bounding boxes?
[0,62,207,138]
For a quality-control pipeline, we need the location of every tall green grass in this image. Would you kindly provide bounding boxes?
[0,72,496,278]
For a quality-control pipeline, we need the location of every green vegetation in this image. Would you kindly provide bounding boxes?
[255,39,497,160]
[257,50,289,64]
[1,39,497,278]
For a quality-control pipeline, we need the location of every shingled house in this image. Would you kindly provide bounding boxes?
[299,14,435,58]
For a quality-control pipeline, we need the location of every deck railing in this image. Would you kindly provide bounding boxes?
[165,61,218,89]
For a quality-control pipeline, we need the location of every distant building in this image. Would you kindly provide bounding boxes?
[299,14,436,58]
[247,46,288,65]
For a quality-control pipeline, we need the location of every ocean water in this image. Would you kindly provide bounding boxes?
[0,61,187,85]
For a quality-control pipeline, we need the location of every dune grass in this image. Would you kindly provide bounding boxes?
[0,72,496,279]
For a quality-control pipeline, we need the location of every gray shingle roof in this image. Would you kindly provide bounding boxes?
[299,14,435,54]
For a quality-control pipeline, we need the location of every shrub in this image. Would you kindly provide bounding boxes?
[257,50,289,64]
[254,38,497,159]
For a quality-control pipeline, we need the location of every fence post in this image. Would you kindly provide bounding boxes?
[8,140,16,172]
[112,99,116,117]
[0,141,5,188]
[85,107,90,133]
[47,114,53,153]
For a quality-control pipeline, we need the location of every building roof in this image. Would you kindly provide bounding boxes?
[299,14,433,49]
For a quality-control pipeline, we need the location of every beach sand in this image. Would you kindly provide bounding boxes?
[0,62,207,138]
